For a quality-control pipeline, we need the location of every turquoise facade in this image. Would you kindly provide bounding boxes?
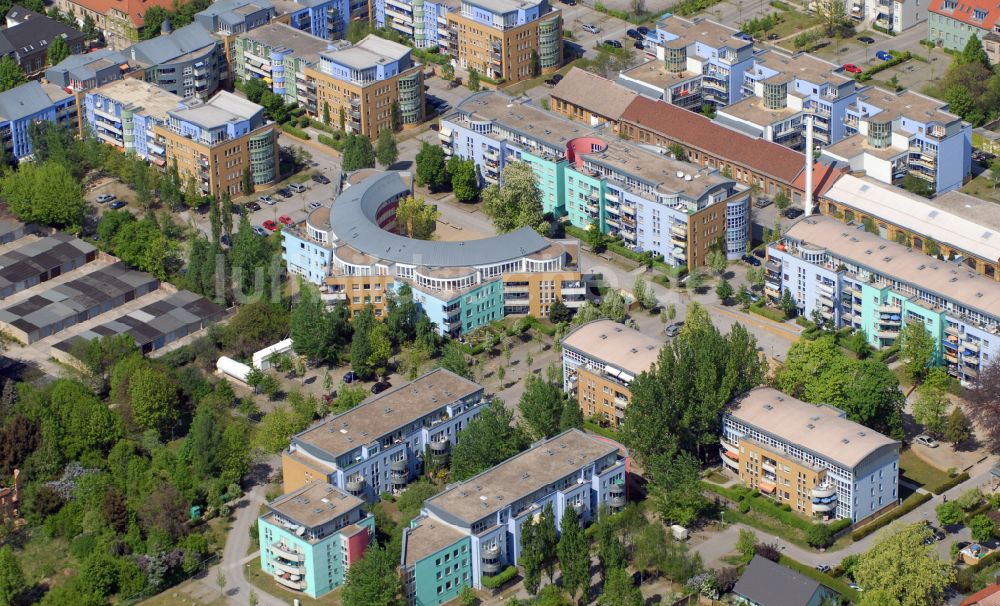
[415,279,503,335]
[404,531,472,606]
[520,149,566,217]
[854,280,945,362]
[565,167,605,230]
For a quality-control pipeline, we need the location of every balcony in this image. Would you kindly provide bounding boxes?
[271,558,305,575]
[482,545,502,575]
[346,476,365,495]
[271,543,305,562]
[608,483,626,508]
[274,575,307,591]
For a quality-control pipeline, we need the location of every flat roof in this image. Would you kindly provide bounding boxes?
[293,368,482,460]
[423,429,619,526]
[551,67,638,121]
[91,78,182,122]
[621,60,701,90]
[584,139,731,200]
[321,34,410,70]
[718,95,800,127]
[0,234,95,294]
[450,90,594,149]
[753,50,851,86]
[822,133,906,161]
[330,171,557,268]
[463,0,545,14]
[265,481,364,529]
[241,22,336,64]
[823,174,1000,262]
[853,88,957,125]
[403,517,468,566]
[169,90,263,127]
[782,215,1000,319]
[656,14,750,51]
[728,387,898,469]
[561,319,662,376]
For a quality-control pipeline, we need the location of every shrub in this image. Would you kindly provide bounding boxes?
[482,565,517,589]
[856,51,912,81]
[318,134,345,151]
[282,125,310,140]
[850,492,932,540]
[806,524,833,548]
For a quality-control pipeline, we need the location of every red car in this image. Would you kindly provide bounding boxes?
[843,63,862,74]
[262,219,278,231]
[278,215,293,226]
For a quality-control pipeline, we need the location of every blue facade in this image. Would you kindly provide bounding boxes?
[0,82,77,161]
[287,0,352,40]
[282,228,335,283]
[463,0,543,27]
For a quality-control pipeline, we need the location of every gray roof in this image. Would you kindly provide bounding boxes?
[196,0,274,24]
[168,91,263,128]
[734,556,835,606]
[45,48,129,86]
[0,5,83,57]
[321,34,411,70]
[330,172,552,267]
[0,234,95,294]
[0,81,72,122]
[129,22,217,66]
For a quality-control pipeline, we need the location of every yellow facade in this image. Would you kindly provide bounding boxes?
[324,275,396,317]
[446,11,562,85]
[575,366,631,427]
[502,270,585,318]
[729,439,829,517]
[281,451,332,494]
[303,65,425,139]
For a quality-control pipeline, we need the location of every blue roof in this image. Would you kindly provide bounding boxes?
[45,49,128,85]
[129,23,217,66]
[0,81,72,122]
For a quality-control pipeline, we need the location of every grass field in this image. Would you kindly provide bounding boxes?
[899,448,950,488]
[245,560,345,606]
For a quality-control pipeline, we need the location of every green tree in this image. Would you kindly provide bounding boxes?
[241,166,253,194]
[633,277,656,310]
[913,368,950,437]
[557,505,590,603]
[440,341,472,379]
[537,503,558,582]
[519,374,566,440]
[468,68,481,91]
[82,13,98,40]
[291,285,350,365]
[668,143,687,162]
[559,396,584,431]
[482,161,546,235]
[779,288,797,318]
[715,278,734,304]
[47,35,72,66]
[451,400,528,480]
[650,451,708,525]
[113,360,179,436]
[0,546,23,605]
[899,321,936,382]
[376,128,399,167]
[415,142,449,190]
[549,299,572,323]
[529,50,540,77]
[584,218,610,253]
[686,267,704,291]
[520,518,543,595]
[706,250,727,276]
[451,158,479,202]
[0,56,25,92]
[342,543,402,606]
[944,407,972,444]
[852,522,954,606]
[736,529,758,564]
[1,160,85,229]
[935,500,962,526]
[600,566,642,606]
[773,190,790,211]
[395,195,439,240]
[342,134,376,172]
[806,524,834,549]
[600,290,627,323]
[959,33,991,67]
[971,514,997,543]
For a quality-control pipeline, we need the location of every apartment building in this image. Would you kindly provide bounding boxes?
[234,22,343,105]
[440,91,751,270]
[818,175,1000,280]
[282,170,590,333]
[849,0,926,34]
[128,23,228,100]
[193,0,276,67]
[154,91,278,197]
[80,79,182,164]
[0,81,77,162]
[560,320,662,427]
[45,49,131,92]
[301,35,425,137]
[276,0,370,42]
[722,387,900,523]
[634,14,755,109]
[718,51,857,151]
[0,6,84,78]
[282,369,487,500]
[401,429,627,605]
[371,0,457,50]
[445,0,562,85]
[549,67,637,131]
[928,0,997,52]
[258,481,374,598]
[766,216,1000,382]
[53,0,174,49]
[821,87,971,194]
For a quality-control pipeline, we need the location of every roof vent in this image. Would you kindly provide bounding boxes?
[384,407,393,414]
[776,395,784,401]
[841,438,850,444]
[806,423,814,429]
[763,404,773,410]
[521,472,530,480]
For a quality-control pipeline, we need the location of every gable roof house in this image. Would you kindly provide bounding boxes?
[0,6,84,77]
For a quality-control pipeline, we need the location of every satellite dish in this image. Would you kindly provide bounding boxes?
[295,526,305,536]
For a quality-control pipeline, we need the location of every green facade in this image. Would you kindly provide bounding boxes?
[927,11,988,52]
[565,166,605,230]
[457,279,503,333]
[408,535,472,606]
[856,281,945,363]
[520,149,566,217]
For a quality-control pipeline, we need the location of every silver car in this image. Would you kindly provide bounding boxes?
[914,434,939,448]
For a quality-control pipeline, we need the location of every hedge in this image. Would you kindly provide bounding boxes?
[318,134,345,152]
[780,556,860,602]
[703,482,848,545]
[309,119,334,133]
[748,302,786,323]
[850,491,932,541]
[564,224,672,273]
[481,565,517,589]
[927,471,969,495]
[856,51,911,82]
[281,124,310,140]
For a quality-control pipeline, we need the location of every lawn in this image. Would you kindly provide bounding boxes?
[767,8,822,40]
[722,507,811,548]
[584,420,619,441]
[898,448,950,489]
[704,470,729,484]
[961,172,1000,203]
[245,560,344,606]
[15,533,70,591]
[139,579,229,606]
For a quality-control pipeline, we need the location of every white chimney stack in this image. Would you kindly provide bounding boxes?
[804,115,814,217]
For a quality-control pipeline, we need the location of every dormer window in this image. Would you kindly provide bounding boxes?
[974,8,988,20]
[942,0,957,10]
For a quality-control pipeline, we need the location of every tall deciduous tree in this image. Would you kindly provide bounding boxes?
[520,518,543,595]
[852,522,954,606]
[47,36,72,66]
[291,284,351,364]
[395,195,439,240]
[519,374,568,440]
[968,359,1000,452]
[557,506,589,602]
[0,56,25,92]
[342,134,376,172]
[342,544,402,606]
[899,321,936,383]
[375,128,399,167]
[439,341,472,379]
[1,161,85,228]
[537,503,558,582]
[415,142,448,190]
[945,407,972,445]
[0,546,23,605]
[913,368,950,438]
[450,158,479,202]
[600,567,642,606]
[451,400,528,480]
[482,161,547,235]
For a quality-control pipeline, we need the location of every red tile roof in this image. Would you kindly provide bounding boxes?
[621,95,807,185]
[929,0,1000,31]
[793,162,847,200]
[962,584,1000,606]
[68,0,176,28]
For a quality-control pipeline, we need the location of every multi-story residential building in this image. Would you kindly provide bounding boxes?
[282,170,590,332]
[277,0,370,42]
[560,319,662,428]
[633,14,755,109]
[445,0,562,85]
[849,0,926,34]
[0,6,85,78]
[372,0,458,49]
[80,79,181,164]
[154,91,278,196]
[722,387,900,523]
[717,51,856,151]
[821,87,971,193]
[928,0,997,53]
[234,22,344,105]
[400,429,627,605]
[128,23,228,100]
[818,174,1000,280]
[766,216,1000,381]
[301,35,425,137]
[549,67,637,131]
[0,81,77,162]
[440,91,751,269]
[282,369,486,500]
[53,0,175,49]
[193,0,276,67]
[45,49,132,92]
[257,481,374,598]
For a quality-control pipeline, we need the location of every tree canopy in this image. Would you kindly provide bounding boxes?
[451,399,529,480]
[853,523,954,606]
[395,195,439,240]
[1,160,85,229]
[482,161,547,235]
[342,134,376,172]
[376,129,399,167]
[415,142,448,190]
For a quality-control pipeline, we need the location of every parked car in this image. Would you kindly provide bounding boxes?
[754,197,772,209]
[109,200,127,210]
[563,0,575,5]
[343,370,357,383]
[767,33,779,40]
[371,381,391,394]
[246,201,262,212]
[277,187,293,198]
[733,32,753,42]
[634,40,645,49]
[312,173,331,185]
[289,183,307,193]
[626,29,641,39]
[815,565,831,573]
[602,39,622,48]
[857,35,875,44]
[551,74,563,84]
[664,322,684,337]
[220,234,231,246]
[231,203,244,214]
[637,26,649,35]
[252,226,268,236]
[843,63,862,74]
[262,219,279,231]
[582,23,601,34]
[875,50,893,61]
[741,254,761,266]
[308,201,323,210]
[784,207,805,219]
[915,434,939,448]
[259,195,275,205]
[96,193,116,204]
[278,215,293,226]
